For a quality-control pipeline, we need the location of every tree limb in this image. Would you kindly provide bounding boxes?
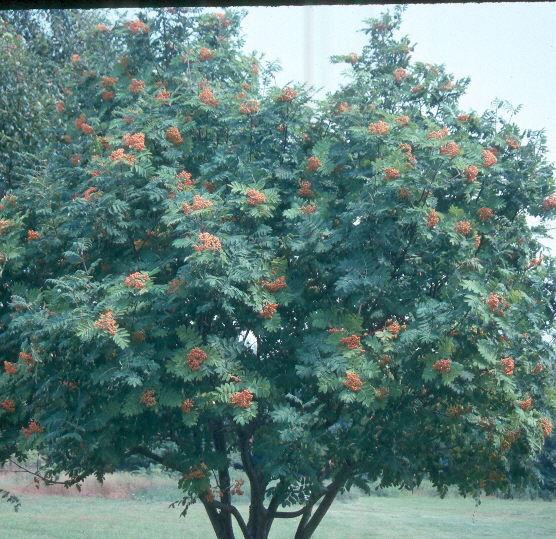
[211,500,250,539]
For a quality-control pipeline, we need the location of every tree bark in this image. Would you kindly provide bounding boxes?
[294,467,352,539]
[213,422,235,539]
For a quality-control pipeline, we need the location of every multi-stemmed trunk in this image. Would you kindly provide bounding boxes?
[202,464,351,539]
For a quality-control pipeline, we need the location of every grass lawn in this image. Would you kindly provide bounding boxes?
[0,492,554,538]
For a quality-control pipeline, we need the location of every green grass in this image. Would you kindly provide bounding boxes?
[1,492,555,538]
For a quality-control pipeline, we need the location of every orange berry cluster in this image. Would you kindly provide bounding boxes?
[166,126,184,145]
[185,468,205,480]
[246,189,266,206]
[0,399,15,413]
[235,91,247,100]
[482,149,497,167]
[22,420,43,438]
[102,91,114,101]
[439,141,459,158]
[376,387,388,399]
[386,320,401,337]
[501,357,514,375]
[455,221,471,235]
[199,87,219,107]
[27,230,40,241]
[306,157,322,171]
[465,165,479,182]
[368,121,389,135]
[298,181,315,198]
[96,24,109,31]
[477,207,493,222]
[0,220,11,234]
[427,209,440,228]
[101,76,118,87]
[392,67,409,82]
[140,390,156,407]
[194,232,222,252]
[411,85,424,93]
[541,195,556,211]
[327,328,345,334]
[383,167,400,180]
[230,389,254,408]
[506,136,520,149]
[199,47,214,61]
[427,127,449,140]
[474,234,481,248]
[239,100,260,114]
[432,359,451,373]
[124,271,150,290]
[230,479,245,496]
[71,54,81,63]
[532,363,543,374]
[83,187,99,200]
[124,20,149,34]
[167,279,185,295]
[182,195,213,215]
[75,113,90,132]
[203,181,216,193]
[186,348,208,371]
[299,204,317,215]
[335,102,351,114]
[348,52,358,64]
[94,309,118,335]
[440,80,455,90]
[156,89,170,101]
[261,276,287,292]
[457,114,470,122]
[259,303,278,319]
[181,399,194,413]
[539,417,553,438]
[276,86,298,102]
[176,171,195,190]
[123,132,145,151]
[128,78,145,94]
[519,397,533,411]
[339,334,361,350]
[525,256,543,270]
[395,115,409,126]
[19,352,34,365]
[110,148,135,167]
[486,293,509,315]
[214,12,231,28]
[56,101,65,113]
[343,371,363,391]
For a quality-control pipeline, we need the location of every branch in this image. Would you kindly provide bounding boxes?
[7,458,89,488]
[295,466,353,539]
[127,446,185,474]
[211,500,250,538]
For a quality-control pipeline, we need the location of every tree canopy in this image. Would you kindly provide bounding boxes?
[1,7,555,539]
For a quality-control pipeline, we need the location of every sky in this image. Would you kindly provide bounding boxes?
[238,3,556,164]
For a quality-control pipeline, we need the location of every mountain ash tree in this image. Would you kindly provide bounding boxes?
[1,7,555,539]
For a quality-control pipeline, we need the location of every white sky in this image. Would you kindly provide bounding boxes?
[240,3,556,164]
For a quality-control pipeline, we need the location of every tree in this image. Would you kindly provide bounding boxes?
[1,7,555,538]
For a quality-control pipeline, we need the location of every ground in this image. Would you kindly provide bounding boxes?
[0,471,554,538]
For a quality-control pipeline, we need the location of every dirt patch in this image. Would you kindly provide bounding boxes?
[1,470,155,499]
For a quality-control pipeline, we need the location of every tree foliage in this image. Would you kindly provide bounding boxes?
[1,7,555,538]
